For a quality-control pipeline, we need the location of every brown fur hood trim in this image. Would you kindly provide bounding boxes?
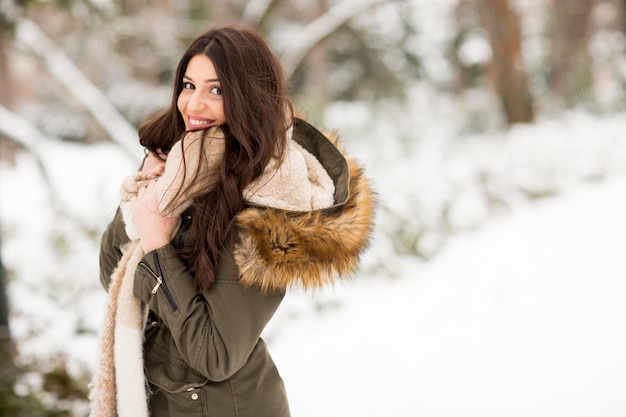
[233,120,376,293]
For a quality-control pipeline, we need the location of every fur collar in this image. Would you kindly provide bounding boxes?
[233,118,376,293]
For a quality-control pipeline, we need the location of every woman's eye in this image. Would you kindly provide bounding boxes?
[209,86,222,95]
[182,82,195,90]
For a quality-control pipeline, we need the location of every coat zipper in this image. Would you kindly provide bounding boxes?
[138,252,179,311]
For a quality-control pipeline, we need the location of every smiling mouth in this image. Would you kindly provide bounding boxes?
[188,117,215,129]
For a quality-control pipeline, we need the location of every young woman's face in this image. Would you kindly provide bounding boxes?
[177,54,227,131]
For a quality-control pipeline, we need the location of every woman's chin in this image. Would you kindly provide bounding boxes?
[187,125,210,131]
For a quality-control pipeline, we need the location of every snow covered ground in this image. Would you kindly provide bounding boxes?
[2,0,626,412]
[1,109,625,415]
[270,174,626,416]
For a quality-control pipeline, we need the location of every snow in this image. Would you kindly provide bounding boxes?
[1,106,626,415]
[268,175,626,416]
[2,1,625,413]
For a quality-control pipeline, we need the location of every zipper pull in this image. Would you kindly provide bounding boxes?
[151,276,163,294]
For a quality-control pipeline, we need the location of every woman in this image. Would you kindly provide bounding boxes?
[92,25,375,417]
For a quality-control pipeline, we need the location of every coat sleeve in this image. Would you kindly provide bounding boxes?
[99,208,130,291]
[133,240,284,382]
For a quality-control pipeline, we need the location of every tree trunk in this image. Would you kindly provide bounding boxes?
[242,0,286,30]
[0,238,15,361]
[0,28,12,109]
[549,0,595,102]
[478,0,534,125]
[620,0,626,34]
[0,242,9,339]
[298,0,330,120]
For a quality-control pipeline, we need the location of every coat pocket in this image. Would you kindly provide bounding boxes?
[144,329,209,393]
[148,385,207,417]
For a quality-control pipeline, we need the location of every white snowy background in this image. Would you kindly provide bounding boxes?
[1,0,626,415]
[2,105,625,416]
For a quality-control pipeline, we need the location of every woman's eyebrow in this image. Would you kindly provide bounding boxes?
[183,74,220,83]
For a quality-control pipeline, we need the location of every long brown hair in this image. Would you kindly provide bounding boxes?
[139,25,293,292]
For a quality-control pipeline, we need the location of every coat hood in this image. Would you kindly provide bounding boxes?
[233,118,377,293]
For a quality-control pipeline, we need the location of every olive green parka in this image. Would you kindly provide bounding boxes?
[98,118,375,417]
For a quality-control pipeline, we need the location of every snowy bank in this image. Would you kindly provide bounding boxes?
[269,174,626,417]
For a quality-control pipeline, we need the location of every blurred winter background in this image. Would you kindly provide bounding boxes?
[1,0,625,415]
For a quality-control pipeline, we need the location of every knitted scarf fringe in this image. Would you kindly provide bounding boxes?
[88,240,149,417]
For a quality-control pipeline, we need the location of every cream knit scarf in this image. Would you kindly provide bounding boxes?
[89,124,335,417]
[88,128,225,417]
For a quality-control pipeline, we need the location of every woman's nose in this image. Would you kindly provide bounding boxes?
[187,91,206,111]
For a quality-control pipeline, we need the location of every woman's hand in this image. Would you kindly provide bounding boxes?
[131,180,179,253]
[141,150,167,176]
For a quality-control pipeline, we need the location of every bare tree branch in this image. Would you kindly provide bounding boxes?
[0,104,50,150]
[0,105,135,231]
[0,105,78,217]
[241,0,274,28]
[13,18,142,160]
[279,0,389,77]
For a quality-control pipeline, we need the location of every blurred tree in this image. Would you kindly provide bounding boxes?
[622,0,626,32]
[241,0,286,30]
[286,0,421,107]
[209,0,241,21]
[1,8,21,409]
[0,29,11,108]
[451,0,490,91]
[1,6,27,405]
[0,0,29,108]
[549,0,595,103]
[0,240,12,353]
[477,0,534,124]
[288,0,331,121]
[0,32,13,108]
[0,238,20,416]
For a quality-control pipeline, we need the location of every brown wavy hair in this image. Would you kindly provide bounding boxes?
[138,25,292,292]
